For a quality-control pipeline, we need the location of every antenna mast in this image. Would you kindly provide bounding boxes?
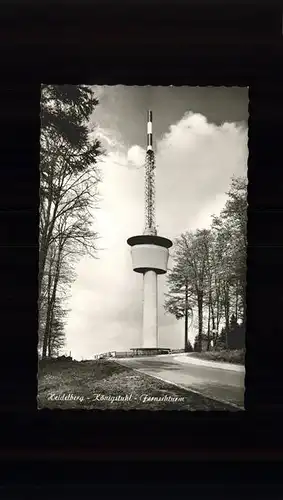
[127,109,173,351]
[144,110,157,236]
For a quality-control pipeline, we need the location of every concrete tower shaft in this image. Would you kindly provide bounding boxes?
[127,235,172,348]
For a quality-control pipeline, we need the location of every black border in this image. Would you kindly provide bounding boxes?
[0,1,283,479]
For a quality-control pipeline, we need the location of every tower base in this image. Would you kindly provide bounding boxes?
[130,347,171,356]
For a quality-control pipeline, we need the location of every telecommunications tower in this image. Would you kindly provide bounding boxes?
[127,111,172,351]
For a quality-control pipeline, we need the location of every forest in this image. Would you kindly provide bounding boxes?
[165,176,247,353]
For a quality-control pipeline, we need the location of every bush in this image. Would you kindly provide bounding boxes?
[56,355,73,361]
[39,355,73,364]
[189,349,245,365]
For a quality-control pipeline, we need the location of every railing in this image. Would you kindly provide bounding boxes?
[93,351,116,360]
[94,351,136,359]
[93,348,185,360]
[114,351,136,358]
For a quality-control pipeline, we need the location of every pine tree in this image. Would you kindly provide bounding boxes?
[41,84,99,149]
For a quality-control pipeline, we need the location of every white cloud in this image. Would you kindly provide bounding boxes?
[65,111,248,359]
[127,145,145,168]
[93,126,123,152]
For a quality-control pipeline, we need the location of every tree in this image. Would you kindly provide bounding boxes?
[182,230,213,352]
[39,118,102,300]
[41,84,99,149]
[222,176,247,323]
[47,301,68,357]
[212,176,247,328]
[226,313,245,350]
[216,327,227,351]
[229,313,238,331]
[39,85,103,358]
[165,265,193,352]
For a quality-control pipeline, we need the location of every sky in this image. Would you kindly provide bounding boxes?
[64,86,248,360]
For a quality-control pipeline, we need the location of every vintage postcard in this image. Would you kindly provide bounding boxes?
[38,85,247,411]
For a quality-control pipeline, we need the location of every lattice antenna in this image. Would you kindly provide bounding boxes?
[144,110,157,236]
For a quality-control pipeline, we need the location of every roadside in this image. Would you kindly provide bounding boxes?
[173,353,245,373]
[38,358,234,410]
[188,349,245,365]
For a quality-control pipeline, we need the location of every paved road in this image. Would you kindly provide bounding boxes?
[115,354,245,409]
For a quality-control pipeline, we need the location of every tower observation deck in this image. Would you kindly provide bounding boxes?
[127,111,172,351]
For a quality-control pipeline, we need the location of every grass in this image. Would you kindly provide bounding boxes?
[37,358,236,411]
[189,349,245,365]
